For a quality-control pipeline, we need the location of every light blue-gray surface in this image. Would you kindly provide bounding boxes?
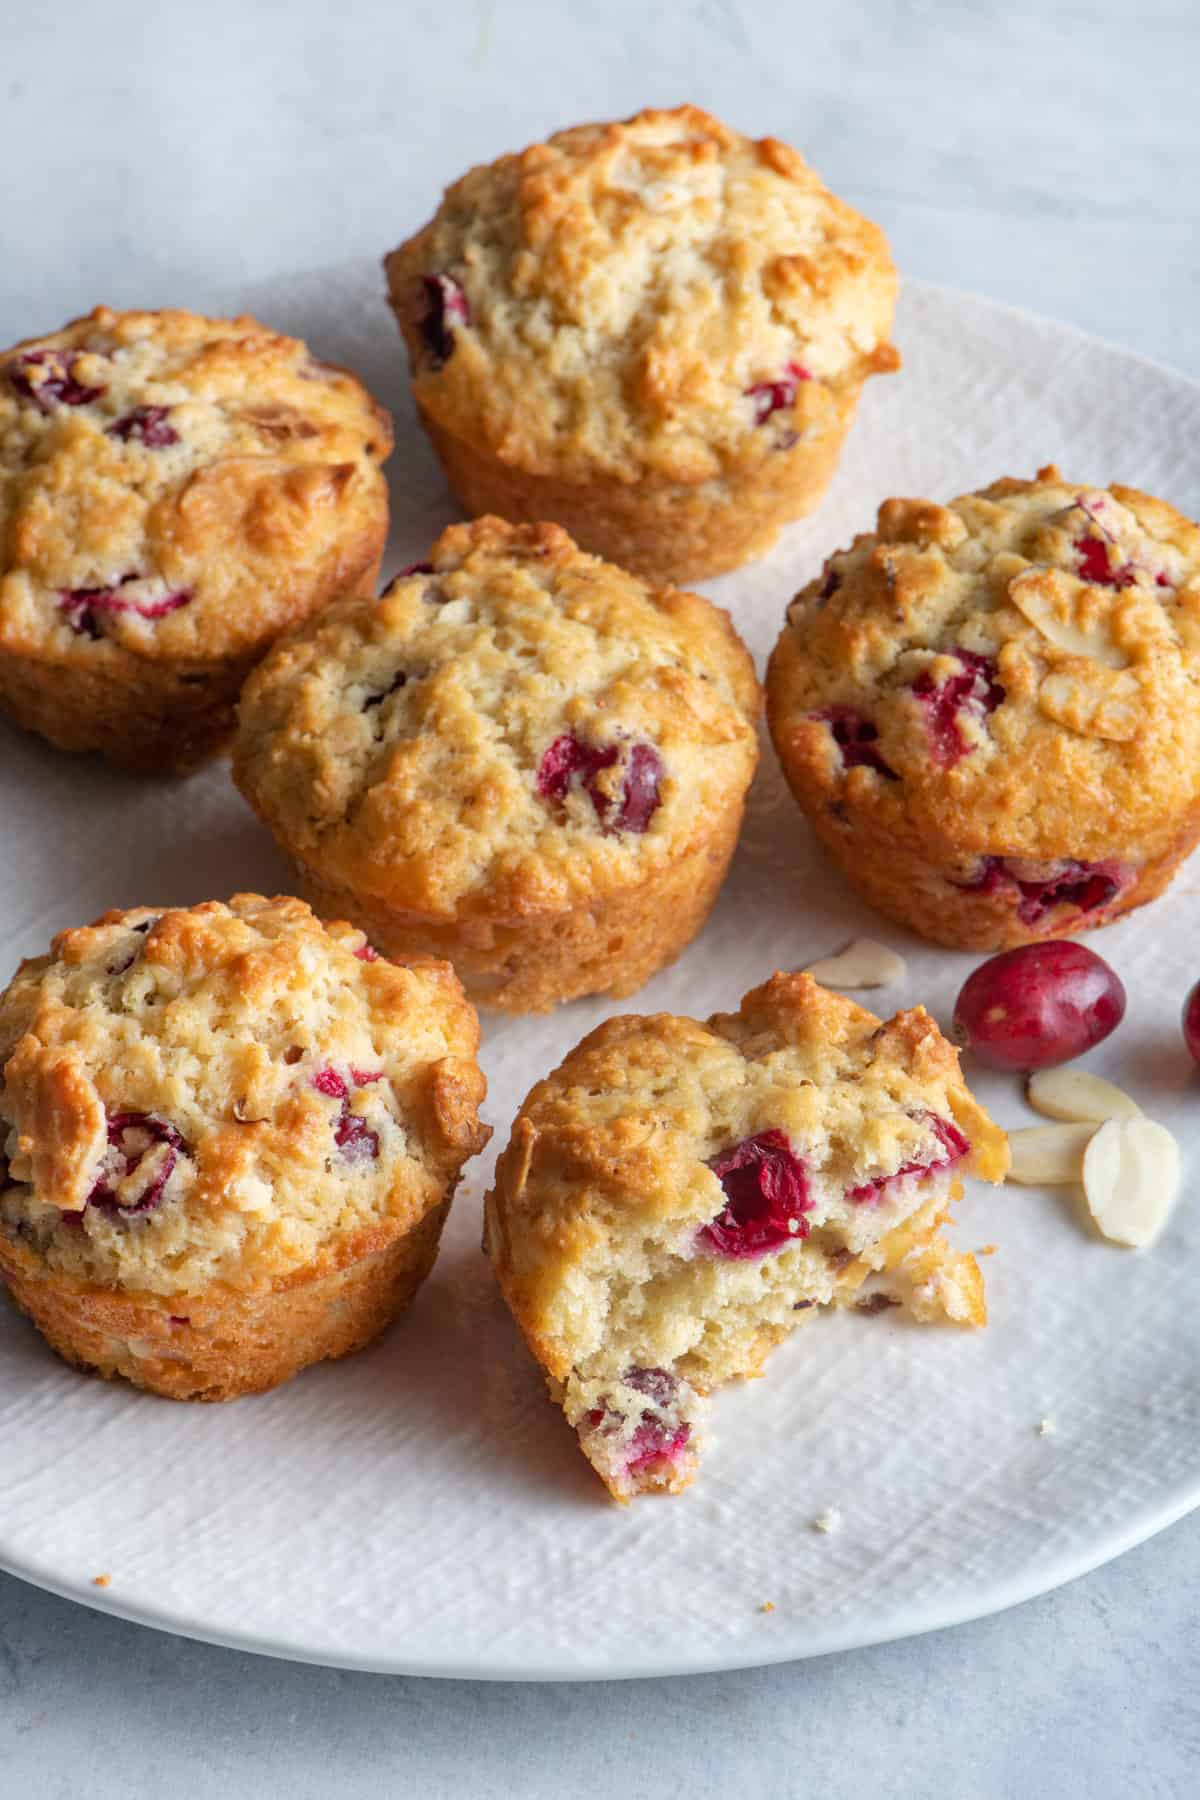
[1,2,1197,1794]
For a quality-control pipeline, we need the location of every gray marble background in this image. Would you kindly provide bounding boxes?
[1,1,1198,1794]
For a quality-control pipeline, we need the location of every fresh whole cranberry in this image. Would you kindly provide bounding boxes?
[87,1112,187,1217]
[8,348,104,411]
[816,706,898,781]
[107,405,179,448]
[911,649,1005,769]
[952,940,1126,1071]
[536,733,663,834]
[847,1112,969,1204]
[699,1130,812,1258]
[746,360,811,425]
[1183,981,1200,1067]
[419,275,470,366]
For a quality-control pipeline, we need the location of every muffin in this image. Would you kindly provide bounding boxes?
[485,972,1007,1501]
[767,467,1200,950]
[0,895,489,1399]
[233,516,761,1013]
[383,105,898,586]
[0,307,392,772]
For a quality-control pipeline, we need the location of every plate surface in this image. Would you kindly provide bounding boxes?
[2,268,1199,1680]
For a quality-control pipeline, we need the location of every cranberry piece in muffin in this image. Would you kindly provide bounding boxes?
[0,307,393,772]
[766,465,1200,950]
[234,516,761,1013]
[485,972,1007,1500]
[384,105,899,586]
[0,895,488,1400]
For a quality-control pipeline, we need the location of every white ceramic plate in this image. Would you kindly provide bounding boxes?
[2,267,1199,1680]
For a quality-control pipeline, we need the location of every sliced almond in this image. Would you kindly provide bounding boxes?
[1082,1118,1180,1248]
[1026,1068,1142,1125]
[803,938,906,989]
[1037,668,1140,740]
[1005,1123,1096,1186]
[1008,567,1127,667]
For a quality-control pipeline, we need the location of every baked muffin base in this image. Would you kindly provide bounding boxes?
[418,392,859,588]
[0,1196,449,1402]
[0,551,383,776]
[794,794,1200,952]
[296,815,743,1014]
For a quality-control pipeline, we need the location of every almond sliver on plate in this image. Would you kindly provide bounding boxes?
[1006,1123,1097,1185]
[1026,1068,1142,1124]
[1082,1118,1180,1248]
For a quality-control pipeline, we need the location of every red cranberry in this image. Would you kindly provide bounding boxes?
[87,1112,187,1217]
[911,649,1004,769]
[312,1068,348,1100]
[955,856,1127,926]
[626,1417,692,1474]
[818,567,842,601]
[1075,533,1136,590]
[59,579,192,638]
[8,349,104,411]
[536,734,663,834]
[816,706,898,780]
[107,405,179,448]
[700,1130,812,1258]
[419,275,470,366]
[311,1066,383,1163]
[847,1113,969,1204]
[1184,981,1200,1067]
[583,1367,691,1478]
[354,943,380,962]
[623,1365,678,1407]
[953,940,1126,1071]
[746,360,811,425]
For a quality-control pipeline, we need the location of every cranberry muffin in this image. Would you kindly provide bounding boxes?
[0,307,392,772]
[0,895,488,1399]
[384,105,898,585]
[233,516,761,1013]
[767,467,1200,950]
[485,972,1007,1501]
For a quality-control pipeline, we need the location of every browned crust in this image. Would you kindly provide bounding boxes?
[295,801,746,1012]
[770,708,1200,949]
[0,1195,452,1401]
[0,543,384,774]
[418,391,859,587]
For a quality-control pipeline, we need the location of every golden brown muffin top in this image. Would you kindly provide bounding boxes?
[0,894,487,1296]
[485,971,1007,1384]
[0,307,392,668]
[234,516,761,921]
[767,466,1200,864]
[385,105,898,484]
